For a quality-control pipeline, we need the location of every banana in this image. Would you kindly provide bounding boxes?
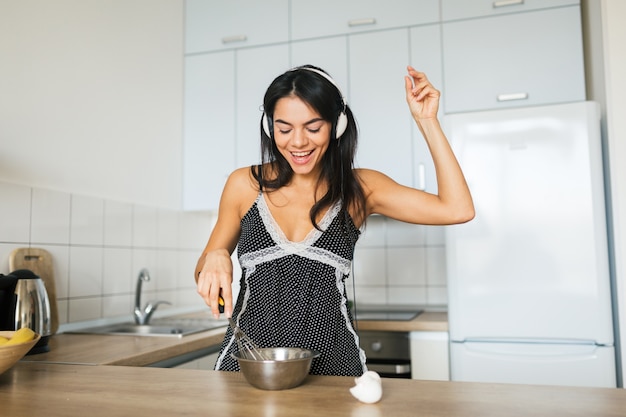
[0,336,9,346]
[4,328,37,346]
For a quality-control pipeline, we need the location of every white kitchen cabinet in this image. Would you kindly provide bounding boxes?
[290,36,349,94]
[350,26,443,190]
[442,5,585,114]
[235,44,290,168]
[410,25,443,193]
[290,0,439,41]
[183,52,236,211]
[410,331,450,380]
[185,0,289,53]
[441,0,579,21]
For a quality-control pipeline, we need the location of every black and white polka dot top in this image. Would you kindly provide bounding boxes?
[214,192,367,376]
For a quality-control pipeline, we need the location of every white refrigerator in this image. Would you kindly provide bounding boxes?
[444,101,616,388]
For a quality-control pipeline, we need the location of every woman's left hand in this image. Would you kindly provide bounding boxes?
[404,66,440,121]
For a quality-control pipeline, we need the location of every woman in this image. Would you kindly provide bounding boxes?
[195,65,474,376]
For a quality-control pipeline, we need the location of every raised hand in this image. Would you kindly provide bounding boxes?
[404,66,440,121]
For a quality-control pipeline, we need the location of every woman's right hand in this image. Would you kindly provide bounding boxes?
[196,248,234,318]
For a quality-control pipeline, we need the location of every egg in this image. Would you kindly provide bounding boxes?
[349,371,383,404]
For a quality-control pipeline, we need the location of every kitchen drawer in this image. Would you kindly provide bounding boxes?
[291,0,439,41]
[441,0,579,21]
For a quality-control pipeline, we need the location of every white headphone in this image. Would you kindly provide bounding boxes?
[262,67,348,140]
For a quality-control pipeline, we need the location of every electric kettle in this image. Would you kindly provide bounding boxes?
[0,269,52,354]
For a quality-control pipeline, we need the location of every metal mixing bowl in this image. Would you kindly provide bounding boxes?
[231,347,321,390]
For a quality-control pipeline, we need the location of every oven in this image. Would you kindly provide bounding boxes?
[353,308,422,378]
[358,330,411,378]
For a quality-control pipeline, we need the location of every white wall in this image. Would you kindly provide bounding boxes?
[599,0,626,386]
[0,0,184,209]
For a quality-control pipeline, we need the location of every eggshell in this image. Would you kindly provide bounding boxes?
[349,371,383,404]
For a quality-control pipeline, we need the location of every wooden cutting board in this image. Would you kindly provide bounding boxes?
[9,247,59,334]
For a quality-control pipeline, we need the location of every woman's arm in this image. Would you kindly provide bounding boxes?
[362,67,474,225]
[194,167,255,318]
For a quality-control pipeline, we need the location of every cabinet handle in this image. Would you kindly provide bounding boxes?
[348,18,376,27]
[497,92,529,102]
[417,163,426,191]
[221,35,247,44]
[493,0,524,8]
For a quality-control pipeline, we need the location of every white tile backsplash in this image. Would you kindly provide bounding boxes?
[0,181,212,325]
[0,180,449,325]
[31,188,71,244]
[157,209,180,248]
[155,249,178,291]
[36,244,71,299]
[70,194,104,246]
[132,205,158,248]
[427,286,448,305]
[386,219,426,246]
[102,247,133,294]
[104,200,133,247]
[357,215,386,247]
[387,247,427,286]
[69,246,103,297]
[102,294,133,318]
[179,211,214,249]
[351,215,448,307]
[426,247,447,286]
[68,297,102,322]
[425,224,446,245]
[353,247,386,286]
[388,286,428,305]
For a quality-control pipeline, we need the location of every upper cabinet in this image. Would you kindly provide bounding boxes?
[290,0,439,41]
[441,0,579,21]
[183,52,235,210]
[349,29,414,188]
[183,0,587,209]
[441,4,585,113]
[185,0,289,53]
[235,45,290,168]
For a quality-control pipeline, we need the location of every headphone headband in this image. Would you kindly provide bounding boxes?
[295,67,347,110]
[262,66,348,140]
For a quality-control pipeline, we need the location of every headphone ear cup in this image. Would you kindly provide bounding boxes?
[335,112,348,139]
[262,113,271,137]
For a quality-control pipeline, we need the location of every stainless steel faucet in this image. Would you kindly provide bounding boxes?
[133,268,171,325]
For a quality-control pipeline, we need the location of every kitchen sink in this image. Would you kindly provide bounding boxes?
[67,317,228,338]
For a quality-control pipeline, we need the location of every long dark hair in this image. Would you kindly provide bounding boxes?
[253,65,366,230]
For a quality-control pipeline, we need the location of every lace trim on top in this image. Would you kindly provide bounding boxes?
[257,192,342,246]
[240,193,351,274]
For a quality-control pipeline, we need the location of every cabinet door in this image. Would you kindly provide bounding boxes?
[410,24,443,193]
[183,52,235,210]
[235,45,290,168]
[290,36,349,93]
[442,6,585,114]
[349,29,413,187]
[185,0,289,53]
[410,331,450,381]
[441,0,579,21]
[291,0,439,41]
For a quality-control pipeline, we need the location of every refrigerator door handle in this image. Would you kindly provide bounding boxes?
[460,338,605,346]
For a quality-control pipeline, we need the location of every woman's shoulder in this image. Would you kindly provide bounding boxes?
[222,166,262,217]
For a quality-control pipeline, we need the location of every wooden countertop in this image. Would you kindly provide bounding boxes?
[21,311,447,366]
[356,311,448,332]
[3,362,625,417]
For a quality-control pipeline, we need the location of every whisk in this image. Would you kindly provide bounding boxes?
[228,318,268,361]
